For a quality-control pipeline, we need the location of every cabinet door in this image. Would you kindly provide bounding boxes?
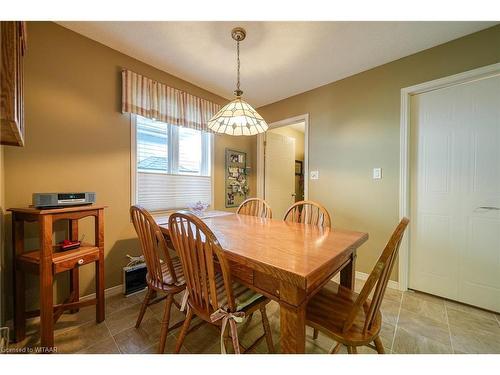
[1,21,26,146]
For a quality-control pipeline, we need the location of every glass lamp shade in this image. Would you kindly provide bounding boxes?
[207,97,268,136]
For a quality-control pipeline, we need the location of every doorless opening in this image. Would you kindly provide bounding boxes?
[257,114,309,220]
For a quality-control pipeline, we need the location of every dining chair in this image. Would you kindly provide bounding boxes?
[307,217,409,354]
[130,205,186,354]
[237,197,273,218]
[283,200,331,339]
[283,200,331,227]
[168,211,275,354]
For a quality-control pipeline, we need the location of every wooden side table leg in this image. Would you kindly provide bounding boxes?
[39,215,54,349]
[95,258,105,323]
[95,209,105,323]
[340,251,357,290]
[12,216,26,342]
[69,220,79,313]
[69,269,80,314]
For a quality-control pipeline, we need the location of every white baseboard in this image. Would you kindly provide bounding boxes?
[332,271,399,290]
[4,284,126,328]
[80,284,123,301]
[355,271,399,290]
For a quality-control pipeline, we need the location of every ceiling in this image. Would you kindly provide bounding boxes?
[57,21,497,107]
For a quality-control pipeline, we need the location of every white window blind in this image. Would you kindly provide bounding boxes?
[137,173,212,211]
[134,115,212,211]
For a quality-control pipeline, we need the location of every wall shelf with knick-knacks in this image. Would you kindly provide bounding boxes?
[225,148,249,208]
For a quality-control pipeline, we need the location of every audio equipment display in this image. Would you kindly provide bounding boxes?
[32,192,96,208]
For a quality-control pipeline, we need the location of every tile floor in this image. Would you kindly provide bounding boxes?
[8,278,500,354]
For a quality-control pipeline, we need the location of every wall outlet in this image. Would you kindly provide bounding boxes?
[373,168,382,179]
[310,170,319,180]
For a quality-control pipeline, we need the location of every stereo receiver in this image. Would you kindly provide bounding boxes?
[32,192,96,208]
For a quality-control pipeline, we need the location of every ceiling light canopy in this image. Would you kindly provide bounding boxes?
[208,27,268,136]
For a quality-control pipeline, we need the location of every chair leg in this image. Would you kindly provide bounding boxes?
[374,336,385,354]
[313,328,319,340]
[347,346,357,354]
[135,287,154,328]
[260,306,275,354]
[175,307,193,354]
[329,342,341,354]
[158,294,174,354]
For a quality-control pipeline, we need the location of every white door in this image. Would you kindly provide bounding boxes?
[410,74,500,312]
[265,132,296,220]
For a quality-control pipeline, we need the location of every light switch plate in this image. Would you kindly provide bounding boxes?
[373,168,382,179]
[310,170,319,180]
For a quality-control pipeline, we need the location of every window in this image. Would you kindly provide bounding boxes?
[133,115,212,212]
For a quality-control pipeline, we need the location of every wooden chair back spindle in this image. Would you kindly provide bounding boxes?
[130,205,178,287]
[343,218,409,334]
[169,211,237,319]
[237,198,272,218]
[283,200,331,227]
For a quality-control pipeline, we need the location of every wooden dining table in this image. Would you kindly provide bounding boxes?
[156,210,368,354]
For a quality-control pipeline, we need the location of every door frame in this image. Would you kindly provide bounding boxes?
[257,113,310,202]
[398,62,500,291]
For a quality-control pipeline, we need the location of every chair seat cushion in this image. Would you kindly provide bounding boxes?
[147,256,185,290]
[306,281,381,345]
[214,272,266,312]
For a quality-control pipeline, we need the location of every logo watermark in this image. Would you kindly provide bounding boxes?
[0,327,58,354]
[2,346,58,354]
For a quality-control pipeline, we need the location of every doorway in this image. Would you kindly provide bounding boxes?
[257,114,309,220]
[400,64,500,312]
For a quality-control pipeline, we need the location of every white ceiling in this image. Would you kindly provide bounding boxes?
[57,21,497,107]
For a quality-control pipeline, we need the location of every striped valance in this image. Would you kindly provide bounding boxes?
[122,69,221,132]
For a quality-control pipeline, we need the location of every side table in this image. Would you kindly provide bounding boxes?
[8,205,106,349]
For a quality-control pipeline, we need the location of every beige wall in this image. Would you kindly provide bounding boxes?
[0,145,5,323]
[2,22,256,311]
[258,25,500,281]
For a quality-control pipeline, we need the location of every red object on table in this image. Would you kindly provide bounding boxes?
[60,239,81,251]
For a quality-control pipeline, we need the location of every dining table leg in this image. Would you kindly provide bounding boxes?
[279,302,306,353]
[340,251,357,290]
[278,281,306,354]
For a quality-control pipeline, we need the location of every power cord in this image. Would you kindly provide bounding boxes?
[125,254,145,268]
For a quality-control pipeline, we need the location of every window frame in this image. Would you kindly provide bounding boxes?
[130,114,215,213]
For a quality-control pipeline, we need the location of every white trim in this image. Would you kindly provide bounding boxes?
[130,114,138,207]
[80,284,124,301]
[355,271,400,290]
[257,113,310,201]
[398,63,500,292]
[331,271,400,290]
[4,284,129,328]
[130,114,215,211]
[209,133,215,210]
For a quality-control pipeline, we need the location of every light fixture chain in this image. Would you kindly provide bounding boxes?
[236,39,241,93]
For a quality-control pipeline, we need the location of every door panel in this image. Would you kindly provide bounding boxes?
[410,74,500,312]
[264,132,296,220]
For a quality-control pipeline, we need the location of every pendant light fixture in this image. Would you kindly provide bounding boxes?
[207,27,268,136]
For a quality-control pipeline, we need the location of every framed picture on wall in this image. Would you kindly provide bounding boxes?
[295,160,303,176]
[225,149,249,208]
